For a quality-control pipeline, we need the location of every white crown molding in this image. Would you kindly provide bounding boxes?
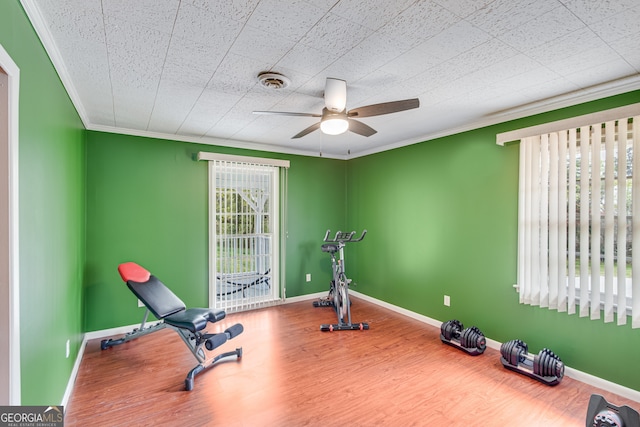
[87,124,349,160]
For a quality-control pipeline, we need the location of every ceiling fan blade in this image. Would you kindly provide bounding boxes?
[324,78,347,112]
[292,122,321,139]
[348,98,420,118]
[253,111,322,117]
[348,119,377,137]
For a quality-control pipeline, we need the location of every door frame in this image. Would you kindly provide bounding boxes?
[0,43,21,405]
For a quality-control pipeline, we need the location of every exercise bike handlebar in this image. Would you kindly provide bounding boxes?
[323,229,367,243]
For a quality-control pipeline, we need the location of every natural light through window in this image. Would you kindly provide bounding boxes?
[515,113,640,328]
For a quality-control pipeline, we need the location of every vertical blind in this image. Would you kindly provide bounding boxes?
[517,115,640,328]
[198,152,289,313]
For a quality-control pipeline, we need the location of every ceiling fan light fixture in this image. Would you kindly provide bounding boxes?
[324,78,347,112]
[320,117,349,135]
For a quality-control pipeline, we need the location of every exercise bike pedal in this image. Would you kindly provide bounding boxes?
[320,322,369,332]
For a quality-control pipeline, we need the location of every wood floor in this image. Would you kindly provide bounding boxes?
[65,298,639,426]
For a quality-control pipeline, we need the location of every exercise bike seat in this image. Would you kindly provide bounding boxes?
[118,262,226,333]
[321,243,339,254]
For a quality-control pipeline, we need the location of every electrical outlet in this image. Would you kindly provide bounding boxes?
[306,273,311,282]
[444,295,450,307]
[138,299,144,307]
[66,339,70,359]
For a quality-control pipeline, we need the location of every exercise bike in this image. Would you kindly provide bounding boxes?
[313,229,369,331]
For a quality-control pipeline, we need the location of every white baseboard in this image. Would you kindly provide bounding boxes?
[83,320,163,341]
[284,291,326,304]
[62,291,640,407]
[60,338,85,409]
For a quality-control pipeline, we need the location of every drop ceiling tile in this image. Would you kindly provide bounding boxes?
[467,0,559,37]
[516,76,581,101]
[148,81,202,134]
[441,38,520,77]
[377,48,444,81]
[161,60,212,89]
[229,26,297,65]
[321,33,411,83]
[182,0,261,22]
[37,0,106,45]
[178,120,214,138]
[352,32,412,68]
[112,90,156,129]
[412,20,493,62]
[478,66,561,99]
[523,27,609,65]
[164,36,227,84]
[207,53,271,95]
[457,54,544,92]
[276,43,340,76]
[329,0,415,30]
[562,0,638,25]
[102,0,179,34]
[433,0,497,18]
[542,44,624,77]
[183,89,242,126]
[608,36,640,72]
[563,58,637,89]
[246,0,327,43]
[108,52,163,92]
[233,121,290,143]
[204,120,246,139]
[36,0,102,15]
[172,2,245,47]
[377,0,462,47]
[588,6,640,42]
[299,13,373,57]
[105,16,170,61]
[497,5,586,51]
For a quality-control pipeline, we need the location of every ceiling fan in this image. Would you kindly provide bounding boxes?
[253,77,420,139]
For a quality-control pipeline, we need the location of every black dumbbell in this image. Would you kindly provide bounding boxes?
[500,339,564,386]
[440,319,486,356]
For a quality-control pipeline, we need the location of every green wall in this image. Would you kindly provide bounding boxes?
[0,1,86,405]
[84,131,346,331]
[347,90,640,391]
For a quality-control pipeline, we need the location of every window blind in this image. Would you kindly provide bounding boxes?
[517,116,640,328]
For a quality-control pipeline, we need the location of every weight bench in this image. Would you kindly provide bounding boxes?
[101,262,244,391]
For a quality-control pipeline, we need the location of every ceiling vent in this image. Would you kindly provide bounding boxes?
[257,72,290,89]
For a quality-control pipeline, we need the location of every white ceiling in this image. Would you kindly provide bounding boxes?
[22,0,640,159]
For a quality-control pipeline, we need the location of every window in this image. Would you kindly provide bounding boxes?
[510,110,640,328]
[198,153,289,312]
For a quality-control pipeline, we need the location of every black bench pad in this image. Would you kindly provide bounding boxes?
[164,308,226,333]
